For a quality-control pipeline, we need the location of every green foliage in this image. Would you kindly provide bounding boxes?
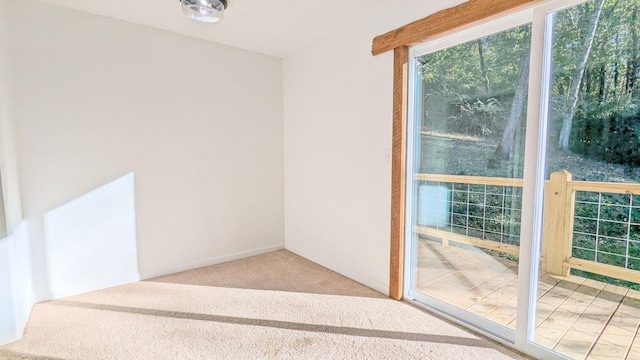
[572,269,640,290]
[570,107,640,166]
[419,24,531,137]
[416,0,640,290]
[553,0,640,165]
[448,98,505,138]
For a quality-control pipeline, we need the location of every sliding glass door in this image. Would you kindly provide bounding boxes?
[405,17,532,342]
[535,1,640,358]
[405,0,640,358]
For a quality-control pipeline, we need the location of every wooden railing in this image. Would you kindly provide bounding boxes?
[555,171,640,282]
[416,171,640,283]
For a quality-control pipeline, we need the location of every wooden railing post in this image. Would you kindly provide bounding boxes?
[543,170,574,276]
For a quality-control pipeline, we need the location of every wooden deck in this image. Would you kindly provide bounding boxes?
[415,239,640,360]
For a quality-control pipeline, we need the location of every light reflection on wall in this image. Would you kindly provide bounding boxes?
[0,175,7,238]
[44,172,139,299]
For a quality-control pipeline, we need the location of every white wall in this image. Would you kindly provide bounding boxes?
[0,0,466,343]
[0,0,34,343]
[2,224,33,344]
[0,240,15,344]
[44,172,139,299]
[283,1,465,294]
[4,0,284,301]
[0,3,23,233]
[0,179,6,239]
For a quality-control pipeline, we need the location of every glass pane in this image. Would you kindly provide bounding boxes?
[409,23,531,330]
[535,0,640,358]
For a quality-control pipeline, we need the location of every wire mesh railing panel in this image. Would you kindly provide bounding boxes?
[417,180,522,247]
[573,191,640,271]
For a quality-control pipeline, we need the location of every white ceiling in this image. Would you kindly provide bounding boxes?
[35,0,466,58]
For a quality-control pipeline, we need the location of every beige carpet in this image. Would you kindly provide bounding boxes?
[0,250,528,359]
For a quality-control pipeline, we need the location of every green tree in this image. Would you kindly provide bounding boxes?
[558,0,607,151]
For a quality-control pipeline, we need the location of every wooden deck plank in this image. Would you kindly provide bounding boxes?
[552,283,606,346]
[451,272,519,309]
[539,273,564,293]
[465,277,519,316]
[550,284,626,359]
[535,279,603,350]
[536,276,586,314]
[588,303,640,359]
[435,269,516,300]
[503,273,569,330]
[589,336,634,359]
[413,237,640,359]
[554,329,600,360]
[485,295,518,328]
[416,240,518,305]
[627,328,640,360]
[619,290,640,317]
[416,240,512,289]
[624,291,640,359]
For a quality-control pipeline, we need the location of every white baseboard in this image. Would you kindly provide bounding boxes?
[48,272,141,300]
[140,244,285,280]
[285,245,389,296]
[33,290,52,303]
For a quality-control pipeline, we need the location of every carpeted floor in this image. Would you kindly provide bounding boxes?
[0,250,528,359]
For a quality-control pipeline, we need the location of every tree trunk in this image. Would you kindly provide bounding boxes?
[613,33,619,96]
[598,64,606,103]
[478,38,490,94]
[558,0,606,151]
[629,2,638,97]
[491,50,530,162]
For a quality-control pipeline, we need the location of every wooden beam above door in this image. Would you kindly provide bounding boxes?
[371,0,542,56]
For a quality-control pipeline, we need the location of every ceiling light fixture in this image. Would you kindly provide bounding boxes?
[180,0,227,23]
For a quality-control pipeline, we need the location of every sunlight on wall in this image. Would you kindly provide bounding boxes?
[0,221,34,345]
[44,173,139,299]
[8,222,33,339]
[0,235,16,344]
[0,176,7,238]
